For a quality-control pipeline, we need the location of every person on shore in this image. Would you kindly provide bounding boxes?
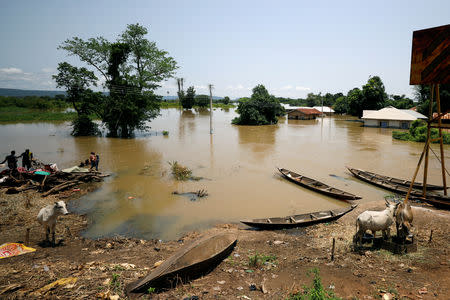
[19,149,33,170]
[1,150,19,170]
[89,152,99,171]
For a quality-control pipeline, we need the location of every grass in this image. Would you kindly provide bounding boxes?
[169,161,202,181]
[287,268,341,300]
[247,252,277,268]
[162,130,169,136]
[0,107,77,122]
[147,287,156,294]
[110,273,121,292]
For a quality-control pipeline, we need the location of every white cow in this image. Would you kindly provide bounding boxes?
[37,201,69,245]
[354,200,399,245]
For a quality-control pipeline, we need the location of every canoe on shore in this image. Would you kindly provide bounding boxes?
[347,167,450,203]
[278,168,362,200]
[126,232,237,294]
[241,205,358,229]
[347,167,444,190]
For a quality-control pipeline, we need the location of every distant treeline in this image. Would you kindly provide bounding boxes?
[0,95,69,110]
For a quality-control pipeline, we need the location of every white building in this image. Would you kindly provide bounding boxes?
[312,106,335,115]
[362,106,427,129]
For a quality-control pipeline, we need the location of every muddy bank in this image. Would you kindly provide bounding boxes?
[0,187,449,299]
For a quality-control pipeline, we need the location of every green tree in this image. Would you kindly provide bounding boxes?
[222,96,231,105]
[347,87,364,117]
[361,76,388,111]
[181,86,195,109]
[195,94,210,108]
[58,23,177,137]
[387,94,414,109]
[232,84,285,125]
[53,62,100,135]
[333,96,349,114]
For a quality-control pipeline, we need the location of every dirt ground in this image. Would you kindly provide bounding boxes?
[0,185,449,299]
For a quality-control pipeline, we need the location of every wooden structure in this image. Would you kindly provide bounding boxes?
[278,168,362,200]
[240,205,357,229]
[287,108,321,120]
[126,232,237,294]
[405,24,450,205]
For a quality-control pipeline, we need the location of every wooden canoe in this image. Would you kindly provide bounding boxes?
[126,232,237,294]
[347,167,450,202]
[347,167,444,190]
[421,197,450,210]
[241,205,357,229]
[278,168,362,200]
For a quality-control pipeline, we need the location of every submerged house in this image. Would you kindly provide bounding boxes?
[362,106,427,129]
[312,106,335,115]
[287,108,322,120]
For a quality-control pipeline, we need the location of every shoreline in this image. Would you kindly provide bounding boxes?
[1,184,449,299]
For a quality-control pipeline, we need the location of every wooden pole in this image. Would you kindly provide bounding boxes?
[209,84,213,134]
[404,138,431,203]
[422,84,434,197]
[331,238,335,261]
[436,84,447,195]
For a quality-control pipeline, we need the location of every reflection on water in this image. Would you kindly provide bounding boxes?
[1,109,448,240]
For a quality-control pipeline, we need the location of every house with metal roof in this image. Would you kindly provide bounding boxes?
[361,106,427,129]
[287,108,322,120]
[313,106,335,115]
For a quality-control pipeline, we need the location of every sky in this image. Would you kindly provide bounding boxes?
[0,0,449,99]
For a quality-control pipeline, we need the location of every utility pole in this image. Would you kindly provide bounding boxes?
[208,84,213,134]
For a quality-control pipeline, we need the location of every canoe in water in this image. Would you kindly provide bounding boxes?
[347,167,450,204]
[347,167,444,190]
[126,232,237,294]
[240,205,357,229]
[278,168,362,200]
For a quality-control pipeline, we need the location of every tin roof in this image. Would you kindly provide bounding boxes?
[293,108,322,115]
[362,106,427,121]
[313,106,335,113]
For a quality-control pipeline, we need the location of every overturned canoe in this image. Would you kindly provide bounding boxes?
[241,205,357,229]
[347,167,444,190]
[347,167,450,202]
[278,168,361,200]
[126,232,237,294]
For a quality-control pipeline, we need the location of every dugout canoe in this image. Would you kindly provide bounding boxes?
[347,167,450,202]
[241,205,357,229]
[278,168,362,200]
[347,167,444,190]
[126,232,237,294]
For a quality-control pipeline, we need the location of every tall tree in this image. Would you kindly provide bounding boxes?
[181,86,195,109]
[57,23,178,137]
[361,76,388,111]
[53,62,100,136]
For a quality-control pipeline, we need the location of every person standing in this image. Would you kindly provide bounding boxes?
[1,150,19,170]
[89,152,99,171]
[19,149,33,170]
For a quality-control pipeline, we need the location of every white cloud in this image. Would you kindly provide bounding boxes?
[41,67,55,73]
[226,84,245,90]
[0,67,23,74]
[194,85,207,90]
[295,86,311,91]
[280,85,293,90]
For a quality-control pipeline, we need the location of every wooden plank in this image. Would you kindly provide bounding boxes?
[410,24,450,84]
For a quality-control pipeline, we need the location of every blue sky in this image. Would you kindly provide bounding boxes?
[0,0,448,99]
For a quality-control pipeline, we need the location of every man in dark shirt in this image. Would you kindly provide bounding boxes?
[1,150,18,170]
[19,149,33,170]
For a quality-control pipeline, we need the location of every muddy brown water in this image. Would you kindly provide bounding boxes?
[0,109,447,240]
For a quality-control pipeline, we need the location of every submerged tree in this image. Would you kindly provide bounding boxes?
[181,86,195,109]
[232,84,285,125]
[57,23,178,137]
[53,62,100,136]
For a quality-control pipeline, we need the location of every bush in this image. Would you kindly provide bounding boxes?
[195,95,210,108]
[287,268,341,300]
[392,131,411,141]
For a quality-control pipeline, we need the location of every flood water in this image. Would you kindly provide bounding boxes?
[1,108,448,240]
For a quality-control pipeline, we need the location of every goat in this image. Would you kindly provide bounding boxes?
[354,200,399,245]
[37,201,69,245]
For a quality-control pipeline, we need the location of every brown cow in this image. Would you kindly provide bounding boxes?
[395,201,413,240]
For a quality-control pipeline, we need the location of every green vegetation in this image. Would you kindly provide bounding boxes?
[162,130,169,136]
[392,119,450,144]
[232,84,285,125]
[0,95,68,110]
[169,161,193,181]
[110,273,121,292]
[0,106,76,122]
[57,23,177,137]
[247,252,277,268]
[180,86,195,109]
[147,287,156,294]
[287,268,341,300]
[195,94,210,108]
